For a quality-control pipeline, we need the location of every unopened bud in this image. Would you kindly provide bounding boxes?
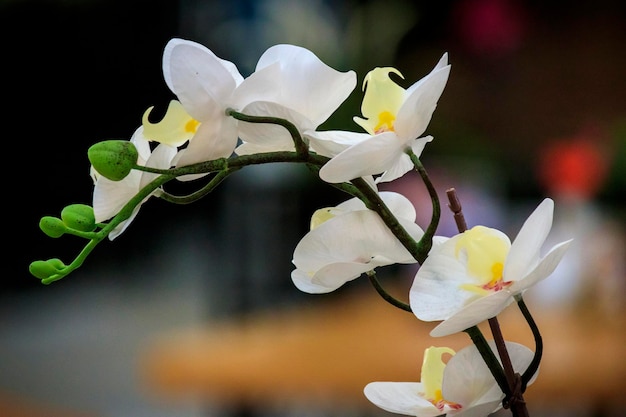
[61,204,96,232]
[39,216,67,238]
[29,258,66,280]
[88,140,138,181]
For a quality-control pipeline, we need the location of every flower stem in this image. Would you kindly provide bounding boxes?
[226,108,309,156]
[515,294,542,391]
[366,271,412,312]
[488,317,528,416]
[407,150,440,263]
[445,188,467,232]
[463,326,509,393]
[160,168,240,204]
[350,177,423,263]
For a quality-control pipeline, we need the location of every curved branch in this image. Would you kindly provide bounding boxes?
[366,271,412,312]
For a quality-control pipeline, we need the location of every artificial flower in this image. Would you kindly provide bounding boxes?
[291,191,424,293]
[234,44,356,155]
[364,342,536,417]
[91,126,177,240]
[317,53,450,184]
[158,38,283,168]
[410,198,572,337]
[142,99,198,148]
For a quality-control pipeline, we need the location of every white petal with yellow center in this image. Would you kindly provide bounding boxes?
[142,100,199,148]
[353,67,405,135]
[410,198,573,337]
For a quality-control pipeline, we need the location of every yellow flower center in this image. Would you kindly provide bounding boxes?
[374,111,396,133]
[455,226,512,295]
[420,347,462,412]
[142,100,199,147]
[353,67,405,135]
[184,118,200,134]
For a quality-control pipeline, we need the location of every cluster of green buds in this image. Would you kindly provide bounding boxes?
[29,140,141,284]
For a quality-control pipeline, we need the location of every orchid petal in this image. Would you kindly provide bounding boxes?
[256,44,357,124]
[395,65,450,140]
[318,132,404,183]
[405,53,449,97]
[175,109,237,167]
[108,206,142,241]
[441,344,501,410]
[308,262,379,292]
[354,67,406,135]
[162,38,239,121]
[305,130,370,158]
[443,341,535,417]
[141,100,198,147]
[504,198,554,281]
[293,210,417,271]
[139,143,177,189]
[375,152,415,184]
[129,127,153,163]
[336,191,417,221]
[291,268,339,294]
[429,291,514,337]
[292,204,423,293]
[410,235,481,321]
[229,62,282,107]
[510,239,574,293]
[92,171,142,223]
[364,382,442,417]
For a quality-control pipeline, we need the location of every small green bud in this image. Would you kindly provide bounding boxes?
[39,216,67,238]
[29,258,66,280]
[61,204,96,232]
[88,140,138,181]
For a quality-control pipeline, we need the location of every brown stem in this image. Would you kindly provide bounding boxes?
[488,318,528,417]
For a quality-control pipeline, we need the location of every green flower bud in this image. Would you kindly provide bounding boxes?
[29,258,66,280]
[39,216,67,238]
[61,204,96,232]
[88,140,138,181]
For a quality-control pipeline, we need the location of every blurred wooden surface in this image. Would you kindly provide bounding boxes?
[140,286,626,409]
[0,392,98,417]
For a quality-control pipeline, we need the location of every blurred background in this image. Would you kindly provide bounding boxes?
[2,0,625,416]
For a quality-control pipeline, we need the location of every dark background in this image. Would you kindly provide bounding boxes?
[5,0,626,293]
[1,1,625,416]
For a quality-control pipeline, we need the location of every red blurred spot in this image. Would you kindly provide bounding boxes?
[538,128,609,199]
[453,0,527,56]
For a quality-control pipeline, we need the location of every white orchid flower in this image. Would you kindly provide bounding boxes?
[91,126,177,240]
[291,191,424,294]
[364,342,536,417]
[410,198,573,337]
[316,53,450,184]
[235,44,356,155]
[154,38,284,169]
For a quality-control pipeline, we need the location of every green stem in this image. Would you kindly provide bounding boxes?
[160,168,240,204]
[406,150,440,262]
[226,108,309,156]
[366,271,411,312]
[350,177,422,263]
[134,151,330,178]
[515,295,542,391]
[464,326,509,394]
